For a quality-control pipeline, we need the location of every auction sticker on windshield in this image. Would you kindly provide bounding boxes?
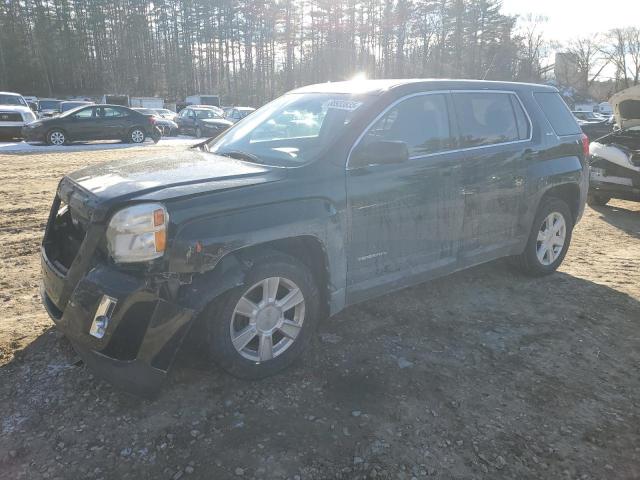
[325,99,362,111]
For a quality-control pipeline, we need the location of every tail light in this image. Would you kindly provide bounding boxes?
[148,116,157,125]
[581,133,589,158]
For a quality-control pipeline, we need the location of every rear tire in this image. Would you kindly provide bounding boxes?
[129,127,146,144]
[205,251,320,379]
[587,192,610,207]
[513,197,574,276]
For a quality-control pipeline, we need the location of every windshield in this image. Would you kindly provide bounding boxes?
[40,100,61,110]
[135,108,156,115]
[194,109,222,119]
[0,94,27,106]
[207,93,368,165]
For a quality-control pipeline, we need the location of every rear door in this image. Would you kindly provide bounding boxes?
[452,91,531,263]
[346,92,466,302]
[97,106,130,139]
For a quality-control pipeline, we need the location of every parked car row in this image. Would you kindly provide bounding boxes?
[0,90,257,144]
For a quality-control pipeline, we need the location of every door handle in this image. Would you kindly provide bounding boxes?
[460,187,475,196]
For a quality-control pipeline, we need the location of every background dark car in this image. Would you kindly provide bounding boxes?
[176,106,232,137]
[577,118,613,140]
[573,110,613,140]
[37,99,63,117]
[573,111,608,122]
[22,104,156,146]
[132,107,178,136]
[59,101,93,113]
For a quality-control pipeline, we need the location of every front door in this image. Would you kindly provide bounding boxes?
[451,91,530,263]
[67,106,97,140]
[177,109,193,134]
[346,92,466,303]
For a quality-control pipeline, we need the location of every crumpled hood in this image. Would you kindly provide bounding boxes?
[66,148,278,212]
[610,84,640,129]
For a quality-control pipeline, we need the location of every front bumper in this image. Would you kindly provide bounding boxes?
[590,158,640,202]
[590,179,640,202]
[41,246,195,396]
[21,126,46,142]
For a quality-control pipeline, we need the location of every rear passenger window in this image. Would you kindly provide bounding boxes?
[534,92,581,136]
[362,94,453,157]
[452,92,524,148]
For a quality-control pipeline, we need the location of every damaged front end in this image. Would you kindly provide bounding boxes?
[589,86,640,202]
[40,181,196,396]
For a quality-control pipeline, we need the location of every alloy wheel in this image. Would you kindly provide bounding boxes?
[49,131,65,145]
[230,277,305,363]
[536,212,566,265]
[131,129,145,143]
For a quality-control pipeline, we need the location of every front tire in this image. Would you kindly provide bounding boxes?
[514,197,574,276]
[46,129,66,146]
[205,252,320,379]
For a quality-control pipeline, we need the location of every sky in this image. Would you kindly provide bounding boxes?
[500,0,640,43]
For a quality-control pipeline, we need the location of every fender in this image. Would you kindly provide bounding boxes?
[512,154,587,253]
[169,197,347,314]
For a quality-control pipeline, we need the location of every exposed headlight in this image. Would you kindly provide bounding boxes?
[106,203,168,263]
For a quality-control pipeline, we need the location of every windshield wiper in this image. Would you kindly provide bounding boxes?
[191,138,211,151]
[216,150,262,164]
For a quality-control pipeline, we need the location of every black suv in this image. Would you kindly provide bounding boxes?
[40,80,588,395]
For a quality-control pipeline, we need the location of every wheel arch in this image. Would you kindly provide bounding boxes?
[46,127,69,142]
[179,235,331,319]
[128,125,147,138]
[538,182,581,223]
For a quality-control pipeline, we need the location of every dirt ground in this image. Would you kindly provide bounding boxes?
[0,145,639,480]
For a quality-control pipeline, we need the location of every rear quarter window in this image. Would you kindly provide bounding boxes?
[534,92,581,136]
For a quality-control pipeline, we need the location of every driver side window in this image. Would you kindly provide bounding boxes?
[72,107,94,119]
[361,94,453,157]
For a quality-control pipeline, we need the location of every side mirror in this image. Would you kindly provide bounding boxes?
[350,140,409,168]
